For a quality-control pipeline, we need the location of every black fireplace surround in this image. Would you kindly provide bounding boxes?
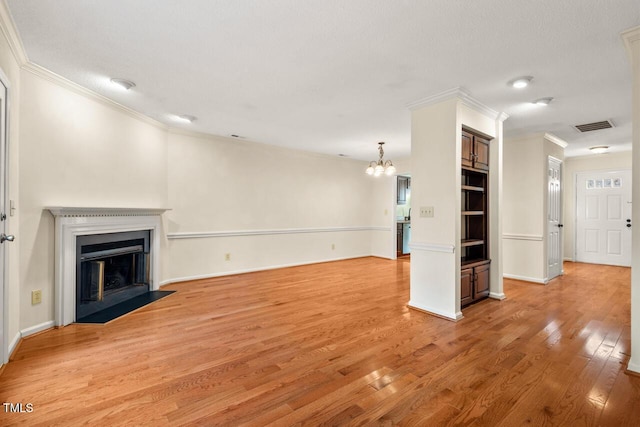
[76,230,151,319]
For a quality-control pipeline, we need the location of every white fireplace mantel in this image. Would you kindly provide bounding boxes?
[47,207,169,326]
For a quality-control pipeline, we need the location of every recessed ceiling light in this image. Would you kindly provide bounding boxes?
[589,146,609,154]
[110,78,136,91]
[532,97,553,106]
[175,114,197,123]
[509,76,533,89]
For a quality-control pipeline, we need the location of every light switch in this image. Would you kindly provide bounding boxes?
[420,206,434,218]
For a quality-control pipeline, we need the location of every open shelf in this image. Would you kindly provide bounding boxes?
[461,239,485,247]
[461,185,484,192]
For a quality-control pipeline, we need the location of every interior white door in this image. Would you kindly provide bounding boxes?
[547,157,563,280]
[0,73,7,364]
[576,170,632,266]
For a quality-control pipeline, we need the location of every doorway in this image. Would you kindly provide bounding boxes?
[395,175,411,258]
[575,170,632,266]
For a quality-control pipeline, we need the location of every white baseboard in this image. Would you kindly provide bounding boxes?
[407,300,463,322]
[21,321,55,338]
[627,360,640,374]
[8,332,20,359]
[563,257,574,262]
[160,254,372,286]
[503,273,547,284]
[489,292,506,300]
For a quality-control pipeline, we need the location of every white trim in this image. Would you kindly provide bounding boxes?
[46,206,169,217]
[628,360,640,374]
[20,321,54,338]
[489,292,506,300]
[48,209,166,326]
[563,257,574,262]
[8,331,19,359]
[502,233,543,241]
[167,226,388,239]
[407,300,463,322]
[409,242,455,253]
[621,26,640,61]
[21,63,169,131]
[544,133,568,149]
[0,1,28,64]
[159,254,371,286]
[503,273,547,284]
[406,87,505,121]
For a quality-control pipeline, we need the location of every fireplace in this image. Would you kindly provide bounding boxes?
[48,207,168,326]
[76,230,151,320]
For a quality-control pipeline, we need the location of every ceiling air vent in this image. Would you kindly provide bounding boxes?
[574,120,615,133]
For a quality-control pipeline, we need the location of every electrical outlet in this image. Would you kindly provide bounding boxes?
[384,209,388,216]
[331,243,335,250]
[32,290,42,305]
[420,206,434,218]
[225,253,231,261]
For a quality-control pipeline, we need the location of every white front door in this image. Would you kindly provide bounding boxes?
[547,157,563,280]
[576,170,632,266]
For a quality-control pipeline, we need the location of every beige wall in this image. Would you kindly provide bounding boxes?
[165,130,382,281]
[503,134,564,283]
[18,70,169,330]
[563,151,632,260]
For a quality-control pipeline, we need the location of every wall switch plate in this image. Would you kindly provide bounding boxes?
[32,290,42,305]
[420,206,434,218]
[224,253,231,261]
[331,244,335,250]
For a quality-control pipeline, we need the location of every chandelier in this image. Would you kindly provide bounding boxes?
[365,142,396,176]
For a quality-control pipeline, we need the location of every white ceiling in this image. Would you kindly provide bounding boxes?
[5,0,640,160]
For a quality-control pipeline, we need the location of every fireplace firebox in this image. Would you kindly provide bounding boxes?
[76,230,151,319]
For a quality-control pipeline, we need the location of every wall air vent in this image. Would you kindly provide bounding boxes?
[574,120,614,133]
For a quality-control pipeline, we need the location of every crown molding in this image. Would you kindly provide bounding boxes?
[621,26,640,61]
[543,132,568,148]
[22,62,169,131]
[406,87,506,121]
[406,87,463,110]
[0,0,28,65]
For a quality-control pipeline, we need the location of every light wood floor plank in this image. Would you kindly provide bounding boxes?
[1,258,638,426]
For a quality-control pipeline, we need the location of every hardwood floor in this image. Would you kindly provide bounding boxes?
[1,258,639,426]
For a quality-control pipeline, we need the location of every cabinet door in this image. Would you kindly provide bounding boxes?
[461,268,473,306]
[474,136,490,171]
[474,264,490,298]
[461,131,473,168]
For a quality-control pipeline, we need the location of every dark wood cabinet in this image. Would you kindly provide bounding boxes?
[397,223,403,256]
[461,128,491,308]
[397,176,410,205]
[461,261,490,306]
[462,130,489,171]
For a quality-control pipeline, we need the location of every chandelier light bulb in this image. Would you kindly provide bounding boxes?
[365,142,396,177]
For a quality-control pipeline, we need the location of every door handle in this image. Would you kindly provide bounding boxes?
[557,224,563,228]
[0,233,14,243]
[627,224,632,228]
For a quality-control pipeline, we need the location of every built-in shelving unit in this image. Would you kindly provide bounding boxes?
[460,129,491,307]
